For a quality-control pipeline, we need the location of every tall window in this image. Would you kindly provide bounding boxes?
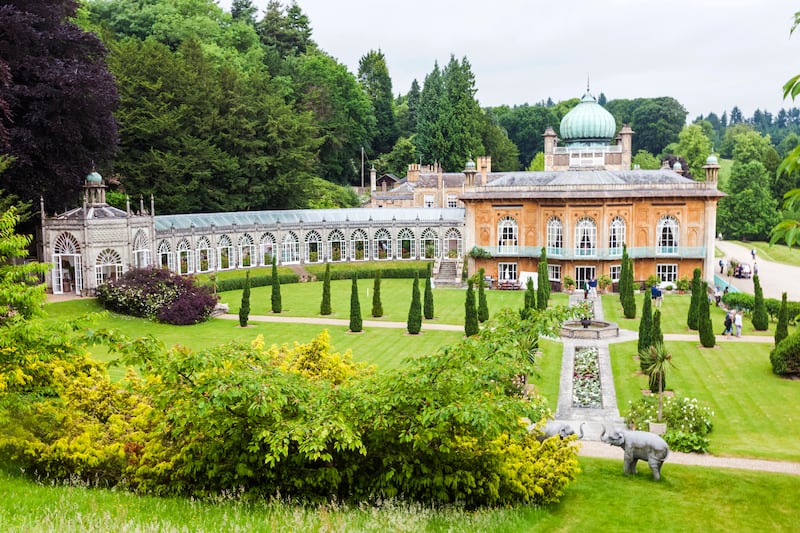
[657,216,679,255]
[498,262,518,281]
[177,239,193,274]
[608,216,625,256]
[575,217,597,256]
[609,264,621,282]
[158,240,174,271]
[657,263,678,284]
[217,235,233,270]
[374,228,392,260]
[305,230,322,263]
[547,217,563,256]
[498,216,518,254]
[259,233,275,265]
[95,249,123,287]
[397,228,415,259]
[444,228,462,258]
[132,230,150,268]
[351,229,368,261]
[238,233,255,268]
[328,230,346,261]
[281,232,299,264]
[548,264,561,281]
[421,228,439,258]
[196,237,213,272]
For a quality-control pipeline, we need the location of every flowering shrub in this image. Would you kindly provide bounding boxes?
[96,267,218,325]
[625,396,714,452]
[573,347,601,408]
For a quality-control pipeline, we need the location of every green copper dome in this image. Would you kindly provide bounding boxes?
[559,92,617,144]
[85,171,103,183]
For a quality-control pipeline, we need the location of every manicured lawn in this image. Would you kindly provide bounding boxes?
[2,457,797,531]
[610,339,800,461]
[733,240,800,267]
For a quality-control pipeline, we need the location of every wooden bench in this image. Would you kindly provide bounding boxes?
[498,280,521,290]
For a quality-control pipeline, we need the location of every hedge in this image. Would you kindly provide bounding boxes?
[722,292,800,323]
[216,273,299,293]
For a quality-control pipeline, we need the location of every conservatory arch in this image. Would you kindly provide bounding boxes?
[95,248,123,288]
[259,232,276,265]
[305,230,323,263]
[444,228,462,258]
[196,237,213,273]
[158,240,175,271]
[217,234,234,270]
[132,230,151,268]
[328,229,346,262]
[52,232,82,295]
[421,228,439,259]
[374,228,392,260]
[177,239,194,275]
[351,229,368,261]
[397,228,415,259]
[657,216,680,255]
[238,233,255,268]
[282,232,300,264]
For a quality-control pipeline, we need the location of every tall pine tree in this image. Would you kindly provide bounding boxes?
[349,274,362,332]
[270,255,281,313]
[524,277,536,310]
[238,271,251,327]
[752,274,769,331]
[358,50,398,155]
[407,270,422,334]
[698,281,715,347]
[687,268,702,330]
[651,309,664,347]
[477,268,489,323]
[320,262,332,315]
[638,291,654,369]
[621,246,636,319]
[537,247,549,310]
[464,280,479,337]
[775,292,789,347]
[371,269,383,317]
[424,262,434,320]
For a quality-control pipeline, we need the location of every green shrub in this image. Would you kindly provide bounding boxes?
[424,263,434,320]
[320,263,332,315]
[775,293,789,347]
[349,275,362,333]
[698,282,715,348]
[722,291,754,313]
[752,275,769,331]
[371,270,383,317]
[239,272,250,327]
[770,329,800,376]
[270,256,281,313]
[625,396,714,453]
[687,268,702,330]
[215,273,299,292]
[465,280,479,337]
[407,271,422,334]
[477,268,489,323]
[637,291,653,364]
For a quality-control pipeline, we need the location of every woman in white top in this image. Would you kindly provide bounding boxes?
[734,311,743,337]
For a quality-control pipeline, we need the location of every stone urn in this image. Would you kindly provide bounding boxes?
[580,316,591,328]
[649,421,667,435]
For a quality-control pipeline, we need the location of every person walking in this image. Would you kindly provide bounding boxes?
[723,311,733,336]
[734,311,743,338]
[751,248,757,260]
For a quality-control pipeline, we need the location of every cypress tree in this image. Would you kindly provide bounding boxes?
[775,292,789,347]
[698,281,716,347]
[651,309,664,347]
[465,280,479,337]
[621,251,636,319]
[424,262,434,320]
[320,262,332,315]
[270,255,281,313]
[752,274,769,331]
[537,247,549,309]
[238,271,251,327]
[349,274,362,333]
[638,291,653,369]
[477,268,489,322]
[524,277,536,310]
[407,270,422,334]
[619,244,630,306]
[371,269,383,317]
[687,268,702,330]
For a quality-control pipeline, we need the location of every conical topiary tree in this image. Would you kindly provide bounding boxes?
[270,255,281,313]
[619,244,630,305]
[752,274,769,331]
[465,280,479,337]
[651,308,664,347]
[638,290,653,370]
[621,249,636,319]
[775,292,789,347]
[524,277,536,310]
[424,263,434,320]
[407,270,422,334]
[537,247,549,309]
[371,269,383,317]
[349,274,362,333]
[238,271,251,327]
[320,262,332,315]
[698,281,715,347]
[477,268,489,323]
[687,268,702,330]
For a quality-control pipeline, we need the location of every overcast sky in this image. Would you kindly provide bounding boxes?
[219,0,798,121]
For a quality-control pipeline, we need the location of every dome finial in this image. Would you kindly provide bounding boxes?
[587,74,590,94]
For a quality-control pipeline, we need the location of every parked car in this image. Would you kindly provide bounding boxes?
[734,263,752,279]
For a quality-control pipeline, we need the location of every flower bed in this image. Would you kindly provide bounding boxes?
[625,396,715,452]
[572,347,602,408]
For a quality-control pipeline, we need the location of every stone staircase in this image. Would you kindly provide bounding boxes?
[433,258,462,287]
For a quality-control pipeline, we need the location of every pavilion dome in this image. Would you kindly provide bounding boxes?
[85,171,103,184]
[559,91,617,144]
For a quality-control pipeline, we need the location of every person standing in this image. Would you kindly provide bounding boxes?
[723,311,733,336]
[734,311,743,338]
[751,248,757,260]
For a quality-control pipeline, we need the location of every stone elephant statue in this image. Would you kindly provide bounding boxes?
[601,425,669,480]
[528,421,585,442]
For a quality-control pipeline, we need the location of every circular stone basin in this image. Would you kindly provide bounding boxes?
[561,320,619,339]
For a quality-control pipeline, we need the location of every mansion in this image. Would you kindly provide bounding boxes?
[39,89,723,295]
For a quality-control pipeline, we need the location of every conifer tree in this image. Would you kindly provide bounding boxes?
[638,291,653,369]
[752,274,769,331]
[477,268,489,323]
[424,262,434,320]
[407,270,422,334]
[270,255,281,313]
[238,271,251,327]
[687,268,702,330]
[619,244,630,306]
[524,277,536,310]
[775,292,789,347]
[651,308,664,347]
[537,247,549,309]
[349,274,362,332]
[320,262,332,315]
[371,269,383,317]
[698,281,715,347]
[464,280,479,337]
[621,249,636,319]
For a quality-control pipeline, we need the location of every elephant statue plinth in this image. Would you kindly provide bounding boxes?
[601,425,669,480]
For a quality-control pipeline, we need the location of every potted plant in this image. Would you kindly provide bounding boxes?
[676,276,689,293]
[597,274,612,293]
[563,275,576,292]
[639,342,673,434]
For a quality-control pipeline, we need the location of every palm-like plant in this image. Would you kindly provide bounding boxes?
[639,342,674,423]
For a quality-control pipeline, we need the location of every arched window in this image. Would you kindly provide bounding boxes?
[95,248,123,287]
[444,228,462,258]
[547,217,563,256]
[397,228,415,259]
[305,230,322,263]
[351,229,368,261]
[281,232,299,264]
[657,216,679,255]
[52,232,82,294]
[498,216,518,254]
[608,216,626,256]
[260,233,275,265]
[217,234,234,270]
[158,240,174,271]
[238,233,255,268]
[374,228,392,260]
[196,237,213,273]
[421,228,439,259]
[177,239,193,274]
[132,230,151,268]
[328,229,346,261]
[575,217,597,257]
